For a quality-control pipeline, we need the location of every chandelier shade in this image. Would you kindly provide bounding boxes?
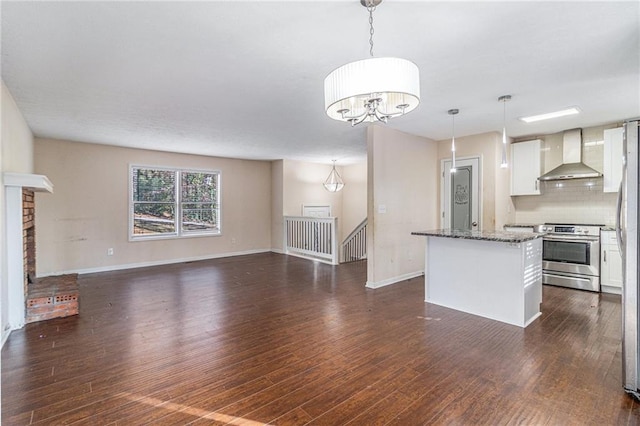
[324,57,420,125]
[323,161,345,192]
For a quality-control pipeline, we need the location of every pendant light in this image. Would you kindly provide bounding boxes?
[323,160,345,192]
[498,95,512,168]
[448,109,459,173]
[324,0,420,126]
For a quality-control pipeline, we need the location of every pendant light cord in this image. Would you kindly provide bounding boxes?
[367,1,376,57]
[503,98,507,136]
[451,113,456,139]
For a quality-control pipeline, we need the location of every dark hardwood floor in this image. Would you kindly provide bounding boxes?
[2,252,639,425]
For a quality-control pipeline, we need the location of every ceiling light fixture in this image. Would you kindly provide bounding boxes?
[323,160,345,192]
[499,95,511,169]
[324,0,420,126]
[448,109,459,173]
[519,107,581,123]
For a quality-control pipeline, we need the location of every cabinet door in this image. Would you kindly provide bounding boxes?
[601,230,623,293]
[607,246,623,289]
[511,140,542,196]
[604,127,623,193]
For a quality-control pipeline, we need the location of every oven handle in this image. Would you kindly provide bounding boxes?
[543,237,599,243]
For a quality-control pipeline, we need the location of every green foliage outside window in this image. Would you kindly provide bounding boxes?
[131,167,220,237]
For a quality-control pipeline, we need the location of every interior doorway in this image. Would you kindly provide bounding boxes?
[441,157,481,231]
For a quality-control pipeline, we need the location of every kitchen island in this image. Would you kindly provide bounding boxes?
[411,229,543,328]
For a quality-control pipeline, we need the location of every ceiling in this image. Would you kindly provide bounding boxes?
[2,1,639,165]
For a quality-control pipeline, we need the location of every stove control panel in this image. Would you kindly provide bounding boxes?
[540,224,602,236]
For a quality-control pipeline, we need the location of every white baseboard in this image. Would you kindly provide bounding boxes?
[38,249,274,277]
[365,271,424,289]
[283,251,337,265]
[1,327,12,350]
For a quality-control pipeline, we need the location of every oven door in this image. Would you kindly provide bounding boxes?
[542,237,600,276]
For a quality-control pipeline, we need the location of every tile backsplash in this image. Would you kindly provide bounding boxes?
[513,178,617,226]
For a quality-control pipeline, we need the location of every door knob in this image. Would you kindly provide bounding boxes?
[472,222,478,227]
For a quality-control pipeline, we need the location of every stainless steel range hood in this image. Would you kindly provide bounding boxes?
[538,128,602,181]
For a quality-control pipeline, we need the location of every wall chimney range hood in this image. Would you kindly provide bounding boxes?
[538,128,602,181]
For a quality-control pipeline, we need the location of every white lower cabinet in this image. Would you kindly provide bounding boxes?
[601,230,622,294]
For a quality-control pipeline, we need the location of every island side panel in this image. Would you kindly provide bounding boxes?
[426,236,526,327]
[423,236,429,302]
[523,238,543,326]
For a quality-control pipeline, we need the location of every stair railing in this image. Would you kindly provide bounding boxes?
[284,216,338,265]
[341,218,367,263]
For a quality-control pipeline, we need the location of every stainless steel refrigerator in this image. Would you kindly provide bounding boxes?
[621,119,640,398]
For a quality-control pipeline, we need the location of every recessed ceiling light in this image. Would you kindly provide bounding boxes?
[519,107,581,123]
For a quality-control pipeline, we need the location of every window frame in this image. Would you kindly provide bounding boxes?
[129,164,222,241]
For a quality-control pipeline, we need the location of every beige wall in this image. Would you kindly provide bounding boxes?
[494,143,515,230]
[34,138,272,276]
[367,125,439,288]
[341,162,367,240]
[282,159,344,218]
[1,81,34,174]
[273,159,367,253]
[437,131,515,231]
[282,159,346,242]
[1,81,35,343]
[271,160,284,252]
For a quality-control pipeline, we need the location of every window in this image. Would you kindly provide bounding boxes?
[130,166,220,239]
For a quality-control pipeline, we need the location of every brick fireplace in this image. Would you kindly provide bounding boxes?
[2,173,78,340]
[21,189,79,324]
[23,189,36,293]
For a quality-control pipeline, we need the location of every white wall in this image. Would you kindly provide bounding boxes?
[366,125,439,288]
[1,81,35,348]
[34,138,272,276]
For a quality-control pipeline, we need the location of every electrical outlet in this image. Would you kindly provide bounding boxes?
[231,238,236,244]
[107,248,114,256]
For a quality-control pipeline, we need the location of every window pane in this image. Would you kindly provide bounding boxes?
[182,172,217,202]
[133,203,176,235]
[133,168,176,202]
[182,203,219,232]
[181,172,219,232]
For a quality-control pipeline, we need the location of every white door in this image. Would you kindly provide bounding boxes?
[441,157,481,230]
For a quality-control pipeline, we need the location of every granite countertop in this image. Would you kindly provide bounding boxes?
[411,229,542,243]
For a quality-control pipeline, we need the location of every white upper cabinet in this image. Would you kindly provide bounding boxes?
[603,127,624,193]
[511,139,542,196]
